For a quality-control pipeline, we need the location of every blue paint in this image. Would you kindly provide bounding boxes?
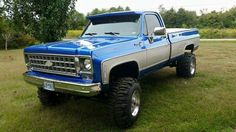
[139,54,184,78]
[139,61,169,78]
[87,11,145,20]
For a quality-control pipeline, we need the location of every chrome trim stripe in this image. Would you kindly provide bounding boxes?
[32,68,77,76]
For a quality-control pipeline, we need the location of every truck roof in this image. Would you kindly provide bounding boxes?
[87,11,157,20]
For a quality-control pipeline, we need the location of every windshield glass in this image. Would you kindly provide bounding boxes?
[82,14,141,37]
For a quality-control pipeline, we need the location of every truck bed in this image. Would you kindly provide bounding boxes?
[166,28,200,59]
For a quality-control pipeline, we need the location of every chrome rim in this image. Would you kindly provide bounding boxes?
[190,61,195,75]
[131,89,140,117]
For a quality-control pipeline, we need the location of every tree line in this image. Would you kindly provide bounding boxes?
[67,6,236,29]
[0,0,236,50]
[159,6,236,28]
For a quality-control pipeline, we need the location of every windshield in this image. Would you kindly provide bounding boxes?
[82,14,141,37]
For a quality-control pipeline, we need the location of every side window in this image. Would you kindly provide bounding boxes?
[145,15,161,36]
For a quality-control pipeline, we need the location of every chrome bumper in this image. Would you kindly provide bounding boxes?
[23,73,101,96]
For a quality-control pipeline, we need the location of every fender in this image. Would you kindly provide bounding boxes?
[101,57,141,84]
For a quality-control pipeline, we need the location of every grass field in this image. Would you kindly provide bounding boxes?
[0,41,236,131]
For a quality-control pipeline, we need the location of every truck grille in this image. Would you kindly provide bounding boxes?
[25,54,78,77]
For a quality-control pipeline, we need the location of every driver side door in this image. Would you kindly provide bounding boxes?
[143,14,170,68]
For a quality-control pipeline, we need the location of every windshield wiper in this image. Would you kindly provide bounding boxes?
[104,32,120,36]
[85,33,97,36]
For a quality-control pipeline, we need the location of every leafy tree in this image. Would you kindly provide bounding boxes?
[2,27,12,50]
[87,6,131,16]
[222,7,236,28]
[160,7,197,28]
[160,8,177,28]
[125,6,131,11]
[176,8,197,28]
[87,8,106,16]
[0,0,4,15]
[198,11,224,28]
[0,16,13,50]
[67,9,86,30]
[4,0,77,43]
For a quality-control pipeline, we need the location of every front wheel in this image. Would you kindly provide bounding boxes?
[176,53,196,78]
[37,88,64,106]
[109,77,141,128]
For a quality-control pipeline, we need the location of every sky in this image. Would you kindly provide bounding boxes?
[75,0,236,15]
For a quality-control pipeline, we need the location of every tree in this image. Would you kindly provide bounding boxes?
[160,8,177,28]
[4,0,77,43]
[0,1,13,50]
[176,8,197,28]
[198,11,224,28]
[67,9,86,30]
[0,0,4,15]
[222,7,236,28]
[87,6,131,16]
[160,7,198,28]
[2,29,12,50]
[125,6,130,11]
[0,16,13,50]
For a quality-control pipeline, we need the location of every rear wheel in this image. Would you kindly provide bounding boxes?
[109,77,141,128]
[176,53,196,78]
[37,88,63,106]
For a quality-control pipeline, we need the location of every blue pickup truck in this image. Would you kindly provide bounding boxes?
[23,11,200,128]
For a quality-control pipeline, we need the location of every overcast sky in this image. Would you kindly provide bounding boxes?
[75,0,236,15]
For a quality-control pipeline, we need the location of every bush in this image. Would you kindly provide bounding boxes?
[13,33,39,48]
[65,30,83,39]
[0,33,38,49]
[199,28,236,39]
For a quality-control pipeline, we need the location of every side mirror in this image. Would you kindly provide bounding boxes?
[154,27,166,36]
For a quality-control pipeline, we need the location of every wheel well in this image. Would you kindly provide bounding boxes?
[109,61,139,82]
[185,44,194,53]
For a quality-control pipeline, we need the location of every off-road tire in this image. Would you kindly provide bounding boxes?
[109,77,141,128]
[176,53,196,78]
[37,88,63,106]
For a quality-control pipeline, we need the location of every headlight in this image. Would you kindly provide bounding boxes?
[78,57,93,80]
[77,57,93,72]
[84,59,92,71]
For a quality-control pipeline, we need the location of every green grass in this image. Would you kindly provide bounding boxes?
[0,41,236,131]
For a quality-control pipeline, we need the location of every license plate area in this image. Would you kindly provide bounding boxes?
[43,81,54,91]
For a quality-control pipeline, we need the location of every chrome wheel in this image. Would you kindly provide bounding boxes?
[131,89,140,117]
[190,61,195,75]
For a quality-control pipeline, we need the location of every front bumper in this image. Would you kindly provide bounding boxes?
[23,73,101,96]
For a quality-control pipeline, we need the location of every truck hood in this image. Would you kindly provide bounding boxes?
[24,36,138,55]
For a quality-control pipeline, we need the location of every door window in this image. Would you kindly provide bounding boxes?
[144,15,161,36]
